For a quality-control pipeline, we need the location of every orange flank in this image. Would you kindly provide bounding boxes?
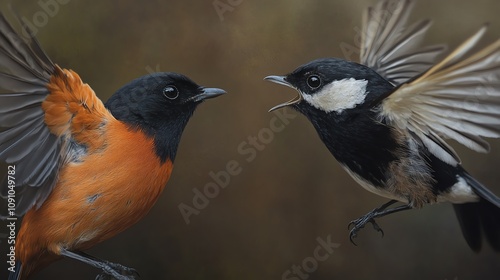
[42,66,113,150]
[16,68,174,278]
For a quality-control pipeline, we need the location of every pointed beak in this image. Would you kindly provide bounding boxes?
[192,87,227,102]
[264,75,303,112]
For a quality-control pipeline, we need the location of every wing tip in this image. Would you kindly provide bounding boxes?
[475,23,489,39]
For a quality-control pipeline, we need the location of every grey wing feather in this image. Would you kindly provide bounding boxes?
[0,12,61,217]
[380,25,500,165]
[360,0,446,84]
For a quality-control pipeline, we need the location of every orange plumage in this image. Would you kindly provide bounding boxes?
[43,66,112,147]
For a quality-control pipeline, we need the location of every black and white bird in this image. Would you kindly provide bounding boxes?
[265,0,500,251]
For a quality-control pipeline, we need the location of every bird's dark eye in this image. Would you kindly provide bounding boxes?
[307,75,321,89]
[163,86,179,100]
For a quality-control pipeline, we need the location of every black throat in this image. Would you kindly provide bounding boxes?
[295,104,401,186]
[146,114,194,163]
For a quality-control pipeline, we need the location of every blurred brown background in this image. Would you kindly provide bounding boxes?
[1,0,499,279]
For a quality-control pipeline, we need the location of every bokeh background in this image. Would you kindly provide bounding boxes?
[1,0,499,279]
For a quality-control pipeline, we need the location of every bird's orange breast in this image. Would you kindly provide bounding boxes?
[17,120,173,261]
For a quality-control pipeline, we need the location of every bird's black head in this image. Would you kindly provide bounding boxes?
[265,58,401,183]
[265,58,393,118]
[105,72,225,162]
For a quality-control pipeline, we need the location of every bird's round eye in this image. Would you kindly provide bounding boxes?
[163,86,179,100]
[307,75,321,89]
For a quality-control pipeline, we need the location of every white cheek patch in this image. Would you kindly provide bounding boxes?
[302,78,368,113]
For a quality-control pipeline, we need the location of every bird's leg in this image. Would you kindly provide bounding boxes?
[348,200,412,245]
[60,249,140,280]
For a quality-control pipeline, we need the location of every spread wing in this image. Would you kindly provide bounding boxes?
[378,25,500,166]
[0,13,113,216]
[360,0,446,85]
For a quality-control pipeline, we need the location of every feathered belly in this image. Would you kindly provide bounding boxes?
[339,150,438,208]
[52,151,173,249]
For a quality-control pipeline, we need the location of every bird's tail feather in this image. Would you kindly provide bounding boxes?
[463,172,500,207]
[453,174,500,252]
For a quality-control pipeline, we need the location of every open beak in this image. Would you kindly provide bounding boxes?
[264,75,303,112]
[192,87,227,102]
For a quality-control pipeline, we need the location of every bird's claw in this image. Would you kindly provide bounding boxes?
[95,273,139,280]
[105,262,140,278]
[95,274,111,280]
[94,263,140,280]
[348,214,384,245]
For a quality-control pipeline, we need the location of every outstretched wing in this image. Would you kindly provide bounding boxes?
[0,13,113,216]
[378,25,500,166]
[360,0,446,85]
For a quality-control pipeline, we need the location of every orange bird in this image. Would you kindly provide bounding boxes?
[0,13,225,280]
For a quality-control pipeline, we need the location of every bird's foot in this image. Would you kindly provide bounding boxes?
[105,262,140,278]
[346,201,412,246]
[94,262,140,280]
[59,249,140,280]
[348,212,384,245]
[95,271,139,280]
